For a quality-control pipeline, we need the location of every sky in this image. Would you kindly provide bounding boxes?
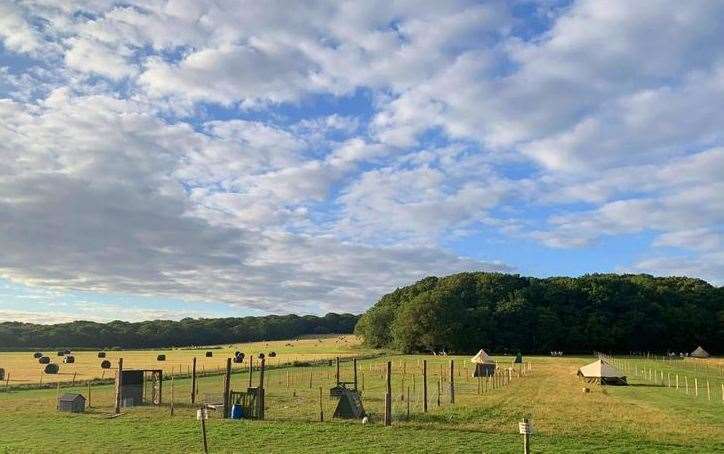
[0,0,722,324]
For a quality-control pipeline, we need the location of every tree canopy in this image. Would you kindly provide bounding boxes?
[355,273,723,354]
[0,313,359,349]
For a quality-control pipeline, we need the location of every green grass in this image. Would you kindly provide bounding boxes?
[0,354,722,453]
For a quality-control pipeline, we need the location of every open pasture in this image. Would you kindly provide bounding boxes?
[0,335,366,385]
[0,350,722,453]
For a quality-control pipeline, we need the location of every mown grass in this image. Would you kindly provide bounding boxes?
[0,352,721,453]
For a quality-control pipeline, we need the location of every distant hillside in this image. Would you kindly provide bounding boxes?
[355,273,723,354]
[0,313,359,349]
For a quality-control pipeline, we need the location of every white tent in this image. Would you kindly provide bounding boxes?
[577,359,627,385]
[690,346,710,358]
[470,349,496,377]
[470,349,494,364]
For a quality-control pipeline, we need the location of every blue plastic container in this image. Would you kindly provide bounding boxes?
[230,404,243,419]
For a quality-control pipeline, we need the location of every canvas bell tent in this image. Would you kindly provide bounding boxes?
[690,346,710,358]
[577,359,627,385]
[470,349,496,377]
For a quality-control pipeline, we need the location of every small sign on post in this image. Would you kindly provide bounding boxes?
[519,418,533,454]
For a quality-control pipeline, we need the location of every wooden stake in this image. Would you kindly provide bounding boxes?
[87,382,91,408]
[223,358,232,418]
[319,386,324,422]
[353,358,358,390]
[191,358,197,404]
[449,359,455,404]
[114,357,123,414]
[170,374,175,416]
[423,360,428,413]
[384,361,392,426]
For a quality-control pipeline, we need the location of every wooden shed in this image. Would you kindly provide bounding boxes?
[58,393,86,413]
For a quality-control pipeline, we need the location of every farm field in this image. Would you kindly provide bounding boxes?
[0,342,722,453]
[0,335,367,385]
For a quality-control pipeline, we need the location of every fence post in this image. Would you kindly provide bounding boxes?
[450,359,455,404]
[384,361,392,426]
[114,357,123,414]
[223,358,232,419]
[423,360,428,413]
[191,358,197,404]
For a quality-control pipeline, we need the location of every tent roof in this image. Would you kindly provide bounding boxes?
[470,349,495,364]
[691,346,710,358]
[577,359,624,378]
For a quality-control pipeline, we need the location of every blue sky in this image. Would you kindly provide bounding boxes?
[0,1,722,323]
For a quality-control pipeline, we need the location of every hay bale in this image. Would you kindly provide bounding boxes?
[57,351,65,357]
[97,352,106,358]
[258,353,265,359]
[269,352,277,357]
[233,356,243,364]
[157,354,166,361]
[39,356,50,364]
[205,351,213,358]
[44,363,59,374]
[100,360,111,369]
[63,349,71,355]
[234,351,241,357]
[582,387,590,393]
[33,352,43,359]
[63,356,75,364]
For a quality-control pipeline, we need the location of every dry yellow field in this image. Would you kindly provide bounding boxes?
[0,335,368,384]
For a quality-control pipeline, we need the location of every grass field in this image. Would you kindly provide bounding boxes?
[0,335,367,385]
[0,341,722,453]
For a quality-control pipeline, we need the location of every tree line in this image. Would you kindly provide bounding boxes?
[0,313,359,349]
[354,273,723,354]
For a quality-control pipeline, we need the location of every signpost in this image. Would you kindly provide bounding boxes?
[519,418,532,454]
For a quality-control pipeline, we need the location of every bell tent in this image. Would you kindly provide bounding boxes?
[470,349,496,377]
[690,346,710,358]
[577,359,627,385]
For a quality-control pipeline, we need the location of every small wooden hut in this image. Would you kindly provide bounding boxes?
[58,393,86,413]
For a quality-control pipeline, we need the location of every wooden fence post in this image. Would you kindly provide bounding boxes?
[384,361,392,426]
[191,358,197,404]
[423,360,428,413]
[114,357,123,414]
[353,358,358,390]
[223,358,232,418]
[449,359,455,404]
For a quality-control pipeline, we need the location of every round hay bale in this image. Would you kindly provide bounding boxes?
[258,353,265,359]
[157,354,166,361]
[44,363,59,374]
[268,352,277,357]
[38,356,50,364]
[63,349,71,355]
[205,351,213,358]
[33,352,43,359]
[97,352,106,358]
[234,351,241,357]
[57,351,65,357]
[63,355,75,364]
[233,356,243,364]
[100,360,111,369]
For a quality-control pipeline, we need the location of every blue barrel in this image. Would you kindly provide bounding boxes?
[230,404,243,419]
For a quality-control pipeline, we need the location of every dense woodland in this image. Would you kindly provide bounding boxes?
[355,273,723,354]
[0,313,359,349]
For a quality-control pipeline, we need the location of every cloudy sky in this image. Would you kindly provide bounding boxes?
[0,0,722,323]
